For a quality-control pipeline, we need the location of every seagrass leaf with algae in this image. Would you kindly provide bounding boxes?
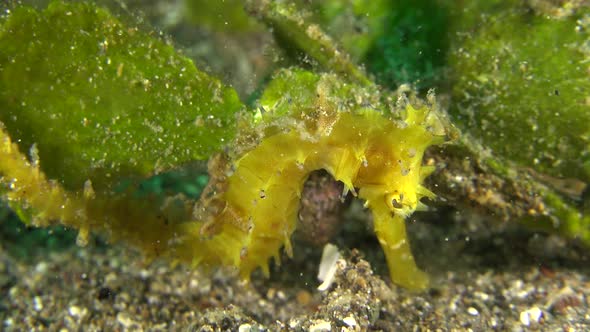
[0,0,243,194]
[245,0,372,87]
[448,1,590,183]
[440,1,590,245]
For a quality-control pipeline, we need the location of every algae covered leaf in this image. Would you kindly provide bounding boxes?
[0,0,243,193]
[448,2,590,183]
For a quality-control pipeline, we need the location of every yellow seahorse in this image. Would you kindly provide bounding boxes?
[172,71,447,290]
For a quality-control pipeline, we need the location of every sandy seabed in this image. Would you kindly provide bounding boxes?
[2,216,590,332]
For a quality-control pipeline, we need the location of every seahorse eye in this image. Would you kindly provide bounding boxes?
[390,193,404,209]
